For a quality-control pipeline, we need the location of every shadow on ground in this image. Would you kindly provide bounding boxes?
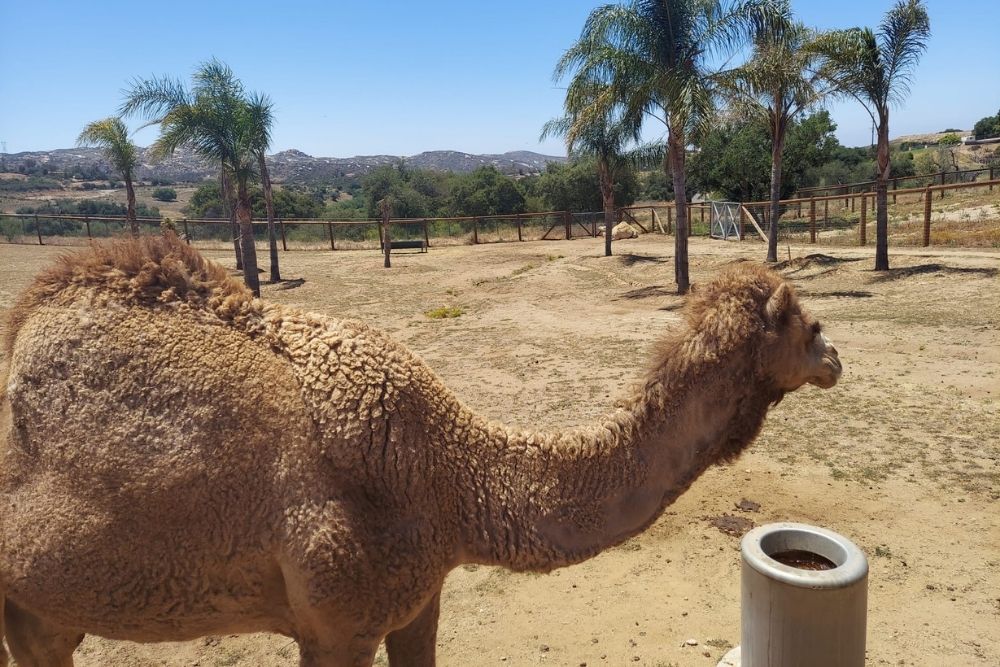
[870,263,999,282]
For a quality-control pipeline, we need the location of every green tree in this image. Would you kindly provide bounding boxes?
[152,186,177,202]
[557,0,782,292]
[77,117,141,236]
[536,160,639,213]
[122,60,275,295]
[447,166,525,217]
[719,9,828,261]
[814,0,931,271]
[972,109,1000,140]
[362,164,439,219]
[542,75,646,256]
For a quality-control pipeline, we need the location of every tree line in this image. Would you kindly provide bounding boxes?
[550,0,931,285]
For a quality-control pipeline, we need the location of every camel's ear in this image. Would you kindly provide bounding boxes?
[766,283,793,325]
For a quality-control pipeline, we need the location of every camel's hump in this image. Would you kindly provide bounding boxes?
[4,234,255,359]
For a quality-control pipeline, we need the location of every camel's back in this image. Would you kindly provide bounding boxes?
[1,236,311,513]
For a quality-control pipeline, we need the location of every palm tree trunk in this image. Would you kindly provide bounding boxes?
[236,179,261,297]
[667,125,690,295]
[599,159,614,257]
[875,118,891,271]
[124,172,139,237]
[221,169,242,270]
[381,201,391,269]
[258,154,281,283]
[766,132,785,263]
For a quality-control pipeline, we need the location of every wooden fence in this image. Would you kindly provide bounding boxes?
[743,178,1000,247]
[794,167,995,199]
[3,178,996,250]
[0,210,600,249]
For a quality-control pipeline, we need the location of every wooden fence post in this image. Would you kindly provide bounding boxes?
[183,218,191,244]
[327,222,335,250]
[423,220,430,248]
[515,213,522,242]
[859,194,867,246]
[892,179,898,204]
[279,219,288,251]
[809,198,816,244]
[564,211,572,239]
[823,199,829,224]
[850,193,856,212]
[700,204,705,227]
[472,217,479,244]
[84,216,92,240]
[990,167,995,192]
[381,207,391,268]
[844,186,849,209]
[739,206,746,240]
[35,213,42,245]
[939,171,946,199]
[667,206,673,234]
[923,188,932,247]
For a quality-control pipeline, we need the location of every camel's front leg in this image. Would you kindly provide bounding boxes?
[384,591,441,667]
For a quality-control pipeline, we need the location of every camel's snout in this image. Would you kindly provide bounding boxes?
[809,333,842,388]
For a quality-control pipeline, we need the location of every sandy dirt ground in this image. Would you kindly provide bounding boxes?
[0,234,997,666]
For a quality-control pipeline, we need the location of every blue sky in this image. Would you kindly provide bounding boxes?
[1,0,997,157]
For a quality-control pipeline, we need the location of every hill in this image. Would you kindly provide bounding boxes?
[0,147,567,185]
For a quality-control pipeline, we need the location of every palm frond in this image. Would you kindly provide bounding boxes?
[879,0,931,107]
[77,116,139,176]
[119,74,190,120]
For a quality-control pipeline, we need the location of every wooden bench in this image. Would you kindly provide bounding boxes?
[383,239,427,253]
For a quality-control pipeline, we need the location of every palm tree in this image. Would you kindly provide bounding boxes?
[557,0,784,293]
[247,92,281,283]
[541,77,643,256]
[77,117,141,236]
[121,60,271,296]
[718,11,828,262]
[813,0,930,270]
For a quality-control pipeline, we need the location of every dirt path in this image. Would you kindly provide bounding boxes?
[1,236,997,666]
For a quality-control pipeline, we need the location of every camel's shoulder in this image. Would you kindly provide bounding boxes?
[4,235,258,360]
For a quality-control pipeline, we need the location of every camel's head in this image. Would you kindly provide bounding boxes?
[758,279,842,392]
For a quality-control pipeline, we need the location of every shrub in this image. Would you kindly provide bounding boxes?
[424,306,464,319]
[152,187,178,202]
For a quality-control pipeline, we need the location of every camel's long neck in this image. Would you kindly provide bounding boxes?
[457,341,779,572]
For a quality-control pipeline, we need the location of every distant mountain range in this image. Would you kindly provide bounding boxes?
[0,147,568,184]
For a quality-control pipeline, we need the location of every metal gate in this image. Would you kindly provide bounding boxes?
[710,201,741,240]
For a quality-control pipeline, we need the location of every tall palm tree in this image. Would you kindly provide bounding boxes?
[122,60,270,296]
[77,117,141,236]
[541,77,643,257]
[813,0,930,271]
[718,11,828,262]
[247,92,281,283]
[557,0,784,293]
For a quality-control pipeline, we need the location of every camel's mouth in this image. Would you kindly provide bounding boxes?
[808,354,842,388]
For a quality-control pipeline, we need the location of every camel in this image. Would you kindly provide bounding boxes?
[0,235,841,667]
[596,221,640,240]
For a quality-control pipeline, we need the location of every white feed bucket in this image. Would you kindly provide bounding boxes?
[737,522,868,667]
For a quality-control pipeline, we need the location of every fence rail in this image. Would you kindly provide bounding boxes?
[794,167,996,199]
[3,178,996,251]
[742,178,1000,248]
[0,210,600,250]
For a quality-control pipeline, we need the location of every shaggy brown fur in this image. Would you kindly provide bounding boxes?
[0,235,840,667]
